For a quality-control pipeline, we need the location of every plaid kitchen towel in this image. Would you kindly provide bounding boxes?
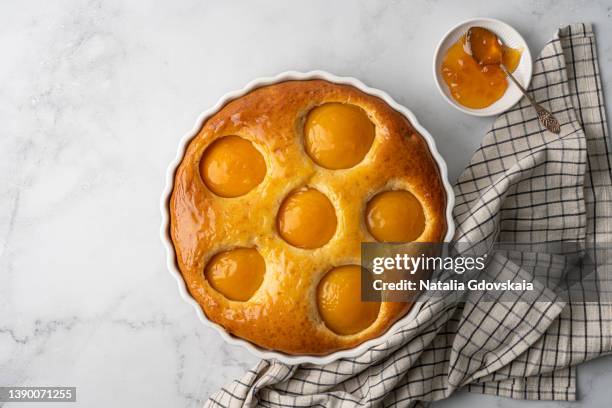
[206,23,612,407]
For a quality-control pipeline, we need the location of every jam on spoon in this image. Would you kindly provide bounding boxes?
[466,26,560,134]
[441,27,521,109]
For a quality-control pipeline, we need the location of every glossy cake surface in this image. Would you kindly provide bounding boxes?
[170,80,447,355]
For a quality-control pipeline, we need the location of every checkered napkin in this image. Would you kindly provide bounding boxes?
[206,24,612,407]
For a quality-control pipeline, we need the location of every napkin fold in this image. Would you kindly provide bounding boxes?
[206,23,612,407]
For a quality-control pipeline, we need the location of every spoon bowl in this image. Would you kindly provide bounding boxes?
[466,26,504,65]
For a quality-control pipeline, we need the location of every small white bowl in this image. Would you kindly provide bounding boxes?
[160,71,455,365]
[433,18,533,116]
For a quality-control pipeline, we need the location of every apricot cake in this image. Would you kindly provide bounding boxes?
[170,79,447,355]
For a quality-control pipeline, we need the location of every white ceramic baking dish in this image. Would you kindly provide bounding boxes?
[160,71,455,365]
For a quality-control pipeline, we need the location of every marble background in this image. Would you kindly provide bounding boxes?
[1,0,612,407]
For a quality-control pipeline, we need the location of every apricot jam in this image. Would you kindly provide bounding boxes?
[441,32,522,109]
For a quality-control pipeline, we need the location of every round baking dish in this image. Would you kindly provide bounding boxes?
[160,71,455,365]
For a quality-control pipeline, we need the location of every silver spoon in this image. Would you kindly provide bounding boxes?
[466,27,560,134]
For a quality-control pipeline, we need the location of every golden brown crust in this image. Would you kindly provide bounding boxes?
[170,80,447,355]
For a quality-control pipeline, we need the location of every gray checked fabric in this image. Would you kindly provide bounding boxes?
[205,24,612,407]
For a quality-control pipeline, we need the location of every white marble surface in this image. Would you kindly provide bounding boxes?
[1,0,612,407]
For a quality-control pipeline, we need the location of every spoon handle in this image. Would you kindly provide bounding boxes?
[500,65,561,134]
